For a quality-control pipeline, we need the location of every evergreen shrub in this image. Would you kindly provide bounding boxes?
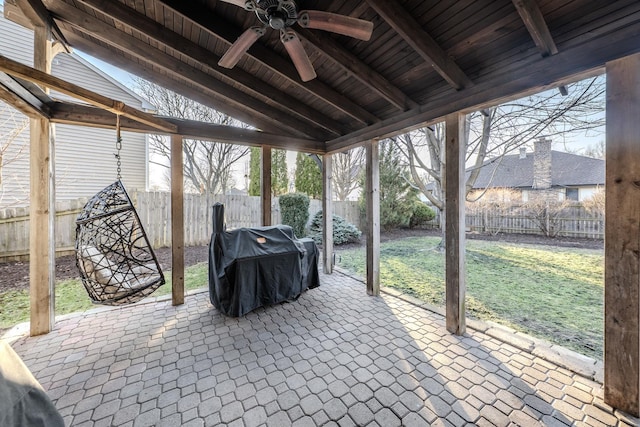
[409,202,436,228]
[279,193,309,237]
[309,211,361,245]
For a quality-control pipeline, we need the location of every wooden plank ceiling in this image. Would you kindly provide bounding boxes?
[4,0,640,153]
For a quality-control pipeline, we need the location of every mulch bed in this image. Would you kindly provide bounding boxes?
[0,230,602,294]
[0,246,209,294]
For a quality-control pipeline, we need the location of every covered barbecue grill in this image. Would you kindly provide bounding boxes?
[208,203,320,316]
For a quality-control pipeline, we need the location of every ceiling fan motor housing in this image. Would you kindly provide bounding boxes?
[254,0,299,30]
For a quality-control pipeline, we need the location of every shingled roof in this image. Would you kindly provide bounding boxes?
[471,150,604,190]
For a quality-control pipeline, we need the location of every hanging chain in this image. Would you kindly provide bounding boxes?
[115,114,122,180]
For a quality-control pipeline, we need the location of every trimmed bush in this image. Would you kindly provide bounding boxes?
[409,202,436,229]
[309,211,361,245]
[279,193,309,237]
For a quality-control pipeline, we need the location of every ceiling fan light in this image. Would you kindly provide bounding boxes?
[269,16,286,30]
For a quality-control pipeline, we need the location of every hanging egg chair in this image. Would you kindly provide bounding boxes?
[75,180,165,305]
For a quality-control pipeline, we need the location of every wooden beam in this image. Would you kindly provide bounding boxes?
[325,17,640,153]
[261,147,272,226]
[512,0,557,57]
[297,29,418,111]
[445,112,466,336]
[366,0,472,90]
[0,72,51,118]
[157,0,379,126]
[29,24,54,336]
[72,0,347,137]
[60,32,294,137]
[48,6,331,142]
[322,153,333,274]
[8,0,70,50]
[171,134,185,306]
[604,53,640,417]
[365,140,380,296]
[511,0,567,95]
[0,53,177,133]
[49,102,326,153]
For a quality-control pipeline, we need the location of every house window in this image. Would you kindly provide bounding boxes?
[566,188,579,201]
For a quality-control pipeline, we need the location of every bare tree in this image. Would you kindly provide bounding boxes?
[0,105,29,206]
[523,198,571,237]
[396,76,605,231]
[583,140,605,159]
[582,187,605,216]
[332,147,364,201]
[134,79,249,195]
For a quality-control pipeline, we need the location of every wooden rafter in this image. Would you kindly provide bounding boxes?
[49,102,325,153]
[61,32,292,137]
[512,0,568,95]
[72,0,348,137]
[326,16,640,153]
[366,0,472,90]
[47,2,332,140]
[7,0,70,51]
[0,71,51,118]
[0,53,177,132]
[156,0,379,126]
[297,28,418,111]
[512,0,557,57]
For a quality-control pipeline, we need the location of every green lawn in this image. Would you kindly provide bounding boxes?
[0,263,209,332]
[337,237,604,359]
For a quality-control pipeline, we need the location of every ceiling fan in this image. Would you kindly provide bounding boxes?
[218,0,374,82]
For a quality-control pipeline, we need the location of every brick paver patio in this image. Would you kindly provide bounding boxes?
[4,271,637,426]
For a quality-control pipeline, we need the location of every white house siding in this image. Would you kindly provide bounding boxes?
[578,186,600,202]
[0,6,149,206]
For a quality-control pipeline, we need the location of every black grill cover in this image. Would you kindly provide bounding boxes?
[208,203,320,316]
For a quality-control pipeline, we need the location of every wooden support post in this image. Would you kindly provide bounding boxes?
[322,153,333,274]
[171,134,184,306]
[366,140,380,296]
[29,24,54,336]
[604,53,640,417]
[445,112,466,335]
[261,147,272,226]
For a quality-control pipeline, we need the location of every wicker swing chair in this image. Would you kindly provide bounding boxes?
[75,119,164,305]
[75,180,165,305]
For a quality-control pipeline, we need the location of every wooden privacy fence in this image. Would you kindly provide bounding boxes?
[0,192,361,261]
[465,204,604,239]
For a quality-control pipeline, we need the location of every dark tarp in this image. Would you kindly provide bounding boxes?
[208,203,319,317]
[0,341,65,427]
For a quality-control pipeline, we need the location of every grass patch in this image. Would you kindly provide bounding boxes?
[0,263,209,331]
[338,237,604,359]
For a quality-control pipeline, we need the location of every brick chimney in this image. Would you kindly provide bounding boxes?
[532,137,552,190]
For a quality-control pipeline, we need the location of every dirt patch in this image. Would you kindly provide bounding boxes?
[0,246,210,294]
[0,230,602,294]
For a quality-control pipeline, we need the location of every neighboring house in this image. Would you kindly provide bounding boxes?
[0,5,154,207]
[471,138,604,202]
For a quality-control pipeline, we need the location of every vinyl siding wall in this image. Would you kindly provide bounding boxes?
[0,8,148,207]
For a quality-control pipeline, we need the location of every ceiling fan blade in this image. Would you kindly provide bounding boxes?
[281,31,317,82]
[218,0,251,9]
[218,26,266,69]
[298,10,374,41]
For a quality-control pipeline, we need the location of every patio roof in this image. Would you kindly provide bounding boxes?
[2,0,640,152]
[2,0,640,419]
[5,272,631,426]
